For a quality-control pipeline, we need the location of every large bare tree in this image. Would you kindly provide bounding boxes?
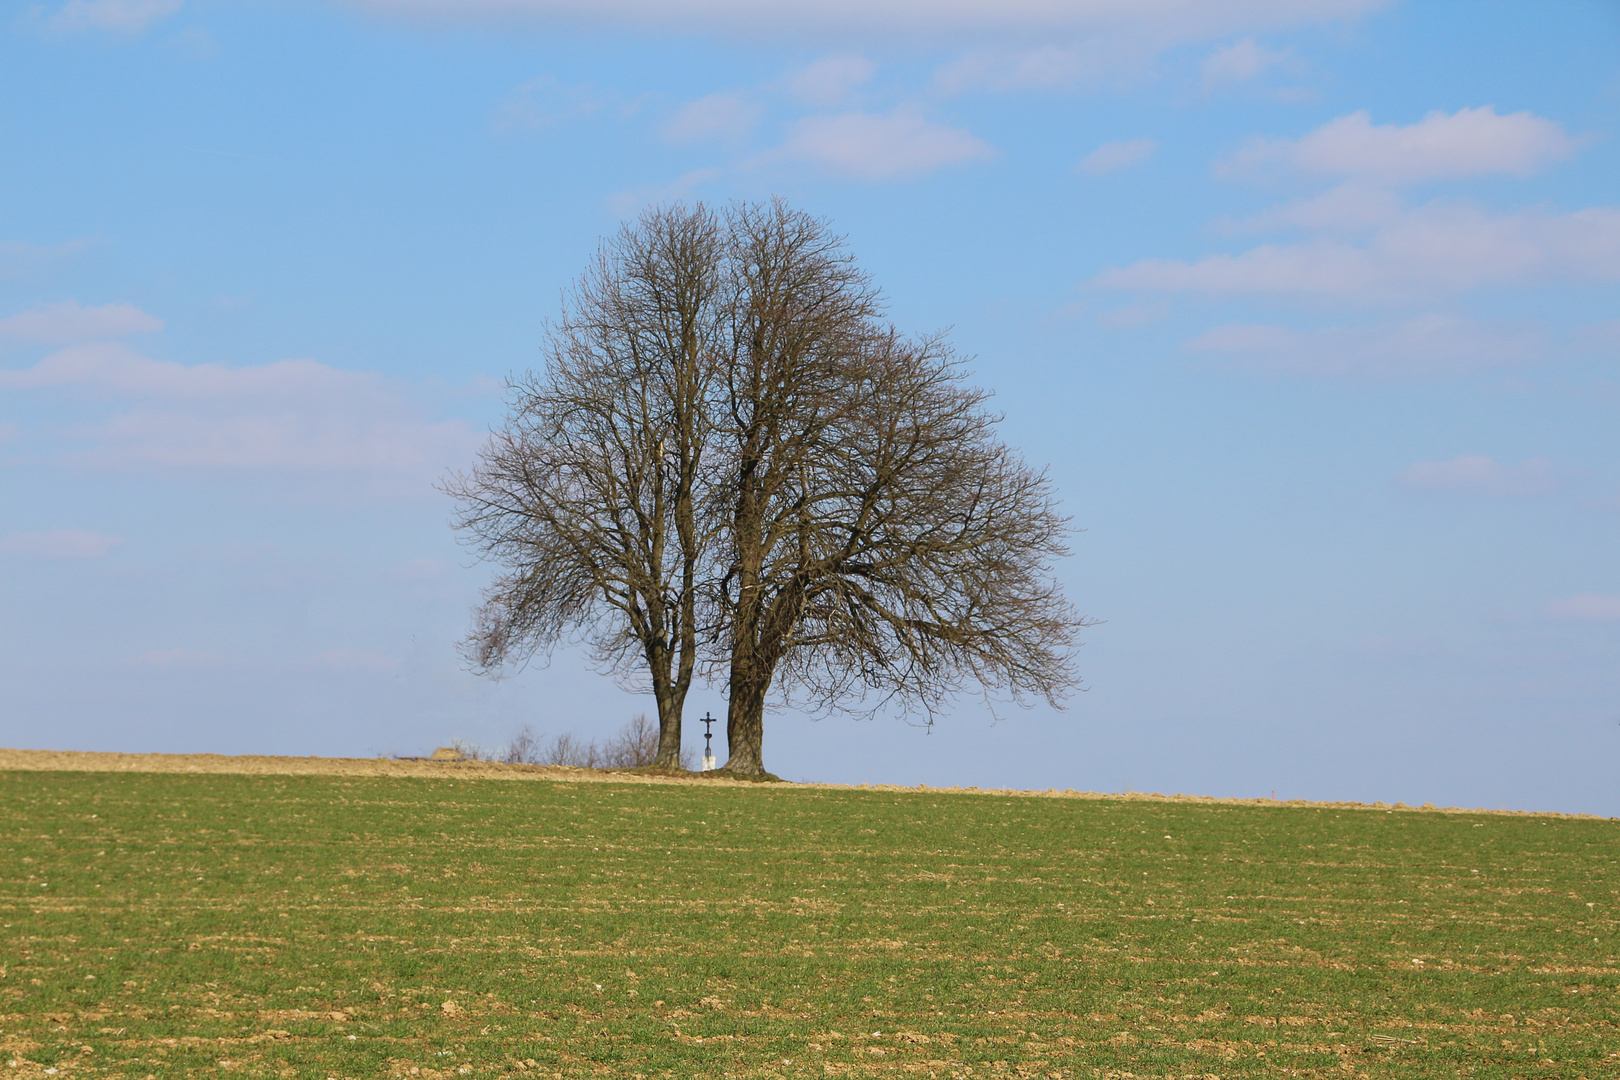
[713,201,1085,776]
[444,204,726,767]
[449,200,1086,777]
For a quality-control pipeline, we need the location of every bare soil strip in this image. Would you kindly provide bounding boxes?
[0,746,1600,818]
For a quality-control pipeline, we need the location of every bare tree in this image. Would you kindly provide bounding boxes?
[712,201,1087,776]
[600,712,662,768]
[449,199,1086,778]
[501,726,540,764]
[538,731,600,768]
[489,717,691,769]
[445,205,726,766]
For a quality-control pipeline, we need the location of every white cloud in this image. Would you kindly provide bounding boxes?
[1222,106,1584,185]
[662,92,761,145]
[606,167,722,217]
[0,238,94,278]
[491,75,603,133]
[1201,38,1290,89]
[343,0,1390,43]
[0,301,163,345]
[1077,137,1157,175]
[1094,111,1614,318]
[938,30,1290,94]
[760,107,993,180]
[1095,199,1620,302]
[1216,182,1405,235]
[165,24,217,58]
[0,529,125,559]
[788,55,874,107]
[1400,455,1557,497]
[69,409,473,472]
[351,0,1388,101]
[0,343,480,477]
[1546,594,1620,622]
[1096,299,1170,328]
[1186,315,1546,378]
[0,342,372,398]
[50,0,182,33]
[933,43,1126,94]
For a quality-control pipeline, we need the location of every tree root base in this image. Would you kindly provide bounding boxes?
[624,764,786,783]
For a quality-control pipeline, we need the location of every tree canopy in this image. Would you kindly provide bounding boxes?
[448,199,1087,776]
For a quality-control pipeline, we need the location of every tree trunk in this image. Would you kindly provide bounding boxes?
[723,661,769,776]
[653,685,685,768]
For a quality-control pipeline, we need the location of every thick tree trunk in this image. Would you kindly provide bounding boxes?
[723,661,769,776]
[653,685,685,768]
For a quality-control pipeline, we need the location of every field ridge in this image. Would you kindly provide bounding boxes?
[1,746,1603,819]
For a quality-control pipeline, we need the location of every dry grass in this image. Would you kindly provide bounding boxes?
[0,749,1599,819]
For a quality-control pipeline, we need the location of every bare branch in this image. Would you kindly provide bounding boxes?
[444,203,728,767]
[447,198,1089,779]
[711,200,1088,775]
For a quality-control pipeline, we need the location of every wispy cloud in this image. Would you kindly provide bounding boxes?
[1186,315,1546,378]
[0,529,125,559]
[933,42,1128,94]
[0,238,94,278]
[662,92,761,145]
[1220,106,1585,185]
[1546,594,1620,622]
[606,167,723,217]
[1096,199,1620,303]
[1200,38,1292,90]
[0,343,480,478]
[1077,137,1156,175]
[342,0,1391,45]
[1094,103,1611,385]
[0,301,163,345]
[49,0,182,34]
[759,107,993,180]
[1400,455,1557,497]
[491,75,604,133]
[787,54,874,108]
[1215,182,1405,235]
[1095,300,1171,328]
[1,342,374,398]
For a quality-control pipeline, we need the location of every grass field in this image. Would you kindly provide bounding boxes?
[2,767,1617,1079]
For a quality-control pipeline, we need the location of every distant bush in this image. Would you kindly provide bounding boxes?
[452,715,695,770]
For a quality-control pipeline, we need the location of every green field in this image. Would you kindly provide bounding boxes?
[2,770,1617,1079]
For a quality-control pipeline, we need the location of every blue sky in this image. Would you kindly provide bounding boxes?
[3,0,1617,813]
